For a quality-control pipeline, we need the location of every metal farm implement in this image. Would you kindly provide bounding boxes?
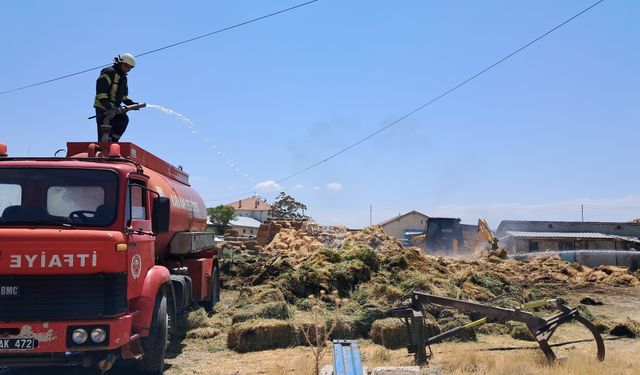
[391,291,605,365]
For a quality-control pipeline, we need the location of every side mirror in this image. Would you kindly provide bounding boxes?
[152,197,170,234]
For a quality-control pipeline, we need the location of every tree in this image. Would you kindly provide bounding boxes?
[270,192,309,220]
[207,205,237,228]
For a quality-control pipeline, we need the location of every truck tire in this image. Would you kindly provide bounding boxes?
[202,264,220,313]
[140,288,168,374]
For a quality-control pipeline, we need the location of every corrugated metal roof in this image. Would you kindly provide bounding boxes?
[505,231,640,243]
[230,216,262,228]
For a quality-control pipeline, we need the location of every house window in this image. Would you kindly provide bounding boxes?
[529,241,540,252]
[243,229,246,234]
[559,241,574,251]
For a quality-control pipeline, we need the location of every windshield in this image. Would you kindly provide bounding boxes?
[0,168,118,227]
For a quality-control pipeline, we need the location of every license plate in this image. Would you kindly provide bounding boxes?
[0,338,37,350]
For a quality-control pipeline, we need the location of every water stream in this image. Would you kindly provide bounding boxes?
[146,104,256,190]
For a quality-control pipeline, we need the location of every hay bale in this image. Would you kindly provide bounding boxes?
[610,318,640,338]
[245,287,286,304]
[353,305,388,338]
[293,309,358,345]
[369,283,404,304]
[592,317,612,333]
[227,319,295,352]
[438,315,477,342]
[331,316,358,340]
[186,308,212,330]
[576,305,595,321]
[295,321,328,346]
[370,318,409,349]
[476,323,510,335]
[580,297,603,306]
[186,327,221,339]
[231,302,292,324]
[508,322,535,341]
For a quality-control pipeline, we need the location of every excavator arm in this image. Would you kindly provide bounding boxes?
[477,218,499,250]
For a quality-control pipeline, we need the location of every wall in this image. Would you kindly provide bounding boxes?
[231,224,258,237]
[508,238,629,254]
[237,209,270,223]
[381,213,428,240]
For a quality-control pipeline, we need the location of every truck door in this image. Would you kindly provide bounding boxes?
[126,179,154,297]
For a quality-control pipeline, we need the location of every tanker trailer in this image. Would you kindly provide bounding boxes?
[0,141,220,374]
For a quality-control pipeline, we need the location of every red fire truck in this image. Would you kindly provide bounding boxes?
[0,141,220,373]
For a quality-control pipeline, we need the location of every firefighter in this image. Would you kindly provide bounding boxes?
[93,53,139,142]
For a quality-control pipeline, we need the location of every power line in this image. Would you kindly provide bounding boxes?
[0,0,320,96]
[274,0,606,184]
[206,0,607,203]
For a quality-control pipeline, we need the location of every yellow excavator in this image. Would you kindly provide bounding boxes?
[477,218,499,250]
[476,218,507,258]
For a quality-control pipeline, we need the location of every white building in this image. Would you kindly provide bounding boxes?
[229,216,262,237]
[226,196,272,223]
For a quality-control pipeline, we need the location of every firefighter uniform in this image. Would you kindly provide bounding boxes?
[93,65,136,142]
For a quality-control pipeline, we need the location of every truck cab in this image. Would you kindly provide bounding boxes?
[0,142,218,373]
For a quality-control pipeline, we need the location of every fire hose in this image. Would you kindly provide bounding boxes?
[88,103,147,142]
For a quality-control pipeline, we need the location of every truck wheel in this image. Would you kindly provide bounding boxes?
[202,265,220,313]
[140,288,168,374]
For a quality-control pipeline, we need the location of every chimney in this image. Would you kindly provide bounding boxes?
[238,200,242,209]
[255,199,259,209]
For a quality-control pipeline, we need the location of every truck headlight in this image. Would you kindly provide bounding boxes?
[72,328,88,344]
[91,328,107,344]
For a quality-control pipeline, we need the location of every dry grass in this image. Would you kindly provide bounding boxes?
[366,346,392,366]
[265,355,316,375]
[431,339,640,375]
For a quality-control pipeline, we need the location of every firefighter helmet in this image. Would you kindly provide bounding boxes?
[115,53,136,67]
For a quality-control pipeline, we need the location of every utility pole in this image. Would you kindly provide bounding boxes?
[581,205,584,222]
[369,205,372,226]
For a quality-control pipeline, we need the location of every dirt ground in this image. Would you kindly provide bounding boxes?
[1,285,637,375]
[157,285,640,375]
[2,223,639,375]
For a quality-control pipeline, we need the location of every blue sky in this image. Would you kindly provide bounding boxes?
[2,0,639,228]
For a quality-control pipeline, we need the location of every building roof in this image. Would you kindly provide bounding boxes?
[504,231,640,244]
[378,210,428,226]
[229,216,262,229]
[496,220,640,238]
[226,197,271,211]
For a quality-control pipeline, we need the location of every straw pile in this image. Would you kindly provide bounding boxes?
[215,225,640,352]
